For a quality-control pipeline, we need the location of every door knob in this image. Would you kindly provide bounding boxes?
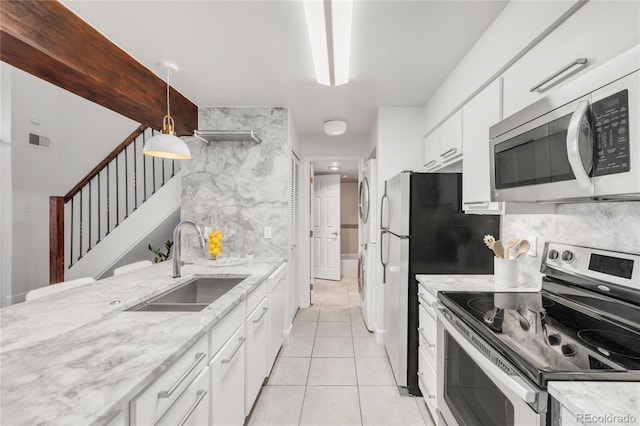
[331,232,339,236]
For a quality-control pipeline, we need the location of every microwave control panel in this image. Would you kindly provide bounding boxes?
[592,90,630,176]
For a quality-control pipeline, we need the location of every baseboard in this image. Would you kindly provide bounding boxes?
[7,291,27,305]
[282,322,293,345]
[375,326,384,344]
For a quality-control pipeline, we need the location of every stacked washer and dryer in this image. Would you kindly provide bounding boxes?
[358,159,377,331]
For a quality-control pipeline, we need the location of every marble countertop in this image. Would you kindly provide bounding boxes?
[0,257,285,426]
[548,381,640,425]
[415,274,542,297]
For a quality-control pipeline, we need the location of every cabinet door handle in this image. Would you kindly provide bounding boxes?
[222,337,245,364]
[440,148,458,158]
[417,372,436,399]
[465,201,490,208]
[177,389,208,426]
[158,352,206,398]
[418,327,436,348]
[530,58,587,93]
[424,160,437,168]
[253,307,269,323]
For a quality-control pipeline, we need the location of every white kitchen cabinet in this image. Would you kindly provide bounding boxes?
[502,1,640,117]
[439,110,463,166]
[210,325,246,426]
[417,284,438,420]
[245,297,269,415]
[462,79,503,214]
[267,262,287,373]
[130,336,208,426]
[424,111,463,172]
[156,367,209,426]
[423,129,441,171]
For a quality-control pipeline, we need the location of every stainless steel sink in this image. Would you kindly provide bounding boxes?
[127,275,249,312]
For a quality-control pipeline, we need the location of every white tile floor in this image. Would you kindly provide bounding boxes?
[248,277,435,426]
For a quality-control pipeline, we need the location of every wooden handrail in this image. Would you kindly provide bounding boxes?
[50,196,65,284]
[64,124,148,201]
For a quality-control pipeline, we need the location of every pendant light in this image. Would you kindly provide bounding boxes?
[143,62,191,160]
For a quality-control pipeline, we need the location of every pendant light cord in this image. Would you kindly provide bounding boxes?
[166,66,171,117]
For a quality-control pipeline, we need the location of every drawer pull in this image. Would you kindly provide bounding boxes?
[177,389,208,426]
[530,58,587,93]
[418,327,436,349]
[440,148,458,158]
[222,337,245,364]
[418,293,437,322]
[425,160,437,168]
[417,372,436,399]
[418,292,434,308]
[253,307,269,324]
[158,352,206,398]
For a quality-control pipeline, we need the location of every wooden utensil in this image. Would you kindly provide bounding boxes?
[512,240,531,259]
[505,239,520,259]
[493,240,505,259]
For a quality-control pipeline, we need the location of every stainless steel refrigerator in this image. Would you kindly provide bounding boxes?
[380,172,499,395]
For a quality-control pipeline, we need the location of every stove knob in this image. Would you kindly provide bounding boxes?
[548,249,559,260]
[547,333,561,346]
[561,250,575,263]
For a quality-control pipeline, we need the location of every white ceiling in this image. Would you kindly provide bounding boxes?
[62,1,507,137]
[313,160,360,180]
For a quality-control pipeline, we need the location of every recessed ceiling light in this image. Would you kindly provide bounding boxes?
[324,119,347,136]
[328,165,341,171]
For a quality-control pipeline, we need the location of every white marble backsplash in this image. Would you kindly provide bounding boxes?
[181,107,290,258]
[502,201,640,284]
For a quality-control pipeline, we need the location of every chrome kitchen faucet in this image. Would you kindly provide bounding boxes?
[172,220,205,278]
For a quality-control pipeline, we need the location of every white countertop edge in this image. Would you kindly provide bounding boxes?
[548,381,640,426]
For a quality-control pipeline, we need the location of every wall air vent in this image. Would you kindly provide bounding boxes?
[28,133,51,149]
[193,130,261,144]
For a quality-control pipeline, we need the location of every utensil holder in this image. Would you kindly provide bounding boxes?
[494,258,519,288]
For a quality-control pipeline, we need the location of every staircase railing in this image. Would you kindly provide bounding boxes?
[49,125,181,283]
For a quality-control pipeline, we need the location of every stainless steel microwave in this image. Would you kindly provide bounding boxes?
[490,46,639,203]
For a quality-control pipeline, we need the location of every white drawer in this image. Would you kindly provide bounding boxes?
[417,346,437,417]
[131,336,208,426]
[418,283,438,312]
[246,279,266,316]
[418,303,437,365]
[210,301,245,359]
[156,366,209,426]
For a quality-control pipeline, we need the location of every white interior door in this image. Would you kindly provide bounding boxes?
[309,163,315,304]
[313,174,341,280]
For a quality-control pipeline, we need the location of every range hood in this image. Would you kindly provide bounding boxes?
[193,130,261,144]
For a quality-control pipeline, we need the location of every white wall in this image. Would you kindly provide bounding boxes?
[8,65,139,302]
[1,63,13,307]
[423,0,582,133]
[300,133,369,157]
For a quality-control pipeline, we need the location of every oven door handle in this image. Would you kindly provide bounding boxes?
[437,309,538,404]
[566,99,593,188]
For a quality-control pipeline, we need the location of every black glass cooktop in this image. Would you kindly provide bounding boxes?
[439,285,640,386]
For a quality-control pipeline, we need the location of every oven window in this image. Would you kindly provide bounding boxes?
[494,114,576,189]
[444,331,515,426]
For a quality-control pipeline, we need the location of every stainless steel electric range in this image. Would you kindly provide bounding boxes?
[436,242,640,426]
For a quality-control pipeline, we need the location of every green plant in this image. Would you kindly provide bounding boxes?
[148,240,173,263]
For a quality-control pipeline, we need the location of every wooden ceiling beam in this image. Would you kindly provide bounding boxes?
[0,1,197,136]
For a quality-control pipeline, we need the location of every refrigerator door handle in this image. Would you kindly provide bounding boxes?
[380,230,388,284]
[380,182,389,230]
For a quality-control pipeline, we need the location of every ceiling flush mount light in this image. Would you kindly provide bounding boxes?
[324,119,347,136]
[328,164,341,171]
[143,62,191,160]
[303,0,353,86]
